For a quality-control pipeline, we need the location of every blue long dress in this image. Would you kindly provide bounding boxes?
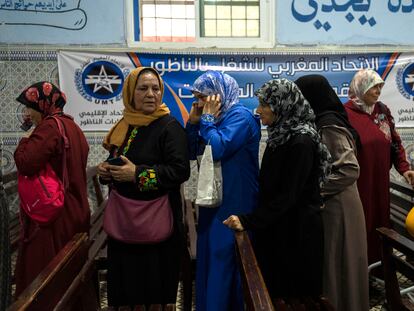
[186,103,261,311]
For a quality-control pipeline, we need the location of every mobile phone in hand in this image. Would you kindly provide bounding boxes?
[107,157,125,166]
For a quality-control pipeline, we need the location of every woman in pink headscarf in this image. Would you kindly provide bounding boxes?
[345,69,414,266]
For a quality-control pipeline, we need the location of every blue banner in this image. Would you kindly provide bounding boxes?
[58,51,414,130]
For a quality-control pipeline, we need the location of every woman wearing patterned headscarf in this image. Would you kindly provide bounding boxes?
[13,82,90,300]
[345,69,414,267]
[97,67,190,310]
[224,79,331,300]
[186,70,261,311]
[296,74,368,311]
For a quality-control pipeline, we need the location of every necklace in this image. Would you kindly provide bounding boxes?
[122,127,138,155]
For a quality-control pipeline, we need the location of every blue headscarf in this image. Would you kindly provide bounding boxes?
[192,71,239,122]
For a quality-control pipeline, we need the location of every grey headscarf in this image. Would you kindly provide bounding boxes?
[255,78,332,184]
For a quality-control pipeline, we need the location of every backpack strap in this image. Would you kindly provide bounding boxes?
[48,115,69,191]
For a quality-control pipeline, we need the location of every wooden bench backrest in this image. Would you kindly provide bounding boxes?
[180,198,197,311]
[3,171,19,252]
[184,199,197,260]
[234,231,335,311]
[234,231,275,311]
[86,166,104,207]
[390,180,414,237]
[7,232,89,311]
[377,227,414,311]
[53,252,100,311]
[54,167,108,311]
[3,171,17,197]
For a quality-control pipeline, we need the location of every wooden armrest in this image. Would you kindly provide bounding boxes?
[390,180,414,196]
[184,199,197,260]
[86,166,105,206]
[234,231,274,311]
[377,227,414,257]
[8,232,89,311]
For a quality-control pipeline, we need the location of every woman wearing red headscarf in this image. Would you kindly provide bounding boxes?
[14,82,90,297]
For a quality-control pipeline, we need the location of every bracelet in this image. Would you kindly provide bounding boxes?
[201,113,215,123]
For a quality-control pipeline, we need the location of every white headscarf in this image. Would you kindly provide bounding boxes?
[348,69,384,113]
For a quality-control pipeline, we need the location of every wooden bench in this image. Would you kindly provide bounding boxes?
[180,199,333,310]
[85,166,108,262]
[377,227,414,311]
[234,231,334,311]
[53,166,108,311]
[181,198,198,311]
[3,171,20,253]
[4,166,109,309]
[390,179,414,238]
[234,231,274,311]
[7,232,89,311]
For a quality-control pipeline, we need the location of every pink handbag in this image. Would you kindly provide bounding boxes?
[17,116,69,225]
[103,189,173,244]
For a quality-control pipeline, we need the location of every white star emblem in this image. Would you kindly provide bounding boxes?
[84,66,122,93]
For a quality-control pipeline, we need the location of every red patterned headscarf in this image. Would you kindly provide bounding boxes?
[16,81,67,117]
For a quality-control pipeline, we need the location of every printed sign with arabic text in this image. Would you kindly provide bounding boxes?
[278,1,414,45]
[57,51,414,130]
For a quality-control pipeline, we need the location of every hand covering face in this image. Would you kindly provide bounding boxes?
[103,67,170,150]
[255,78,331,184]
[191,70,239,122]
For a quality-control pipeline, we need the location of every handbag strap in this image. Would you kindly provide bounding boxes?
[48,115,69,190]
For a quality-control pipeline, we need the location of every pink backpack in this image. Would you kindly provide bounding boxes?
[18,115,69,224]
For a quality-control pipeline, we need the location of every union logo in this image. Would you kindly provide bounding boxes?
[75,58,129,104]
[396,62,414,100]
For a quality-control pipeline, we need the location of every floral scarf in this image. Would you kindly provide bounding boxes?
[16,81,66,117]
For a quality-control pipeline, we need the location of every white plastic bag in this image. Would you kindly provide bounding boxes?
[195,145,223,208]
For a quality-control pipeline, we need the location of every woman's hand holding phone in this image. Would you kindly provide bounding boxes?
[97,161,112,181]
[107,155,136,182]
[107,157,125,166]
[189,102,204,124]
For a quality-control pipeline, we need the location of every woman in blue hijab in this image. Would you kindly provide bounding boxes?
[186,71,261,311]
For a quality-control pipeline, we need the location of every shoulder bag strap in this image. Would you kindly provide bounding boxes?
[49,115,70,190]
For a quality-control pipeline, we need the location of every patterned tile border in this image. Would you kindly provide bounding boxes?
[0,50,57,61]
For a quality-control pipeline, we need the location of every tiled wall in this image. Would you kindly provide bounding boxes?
[0,50,109,175]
